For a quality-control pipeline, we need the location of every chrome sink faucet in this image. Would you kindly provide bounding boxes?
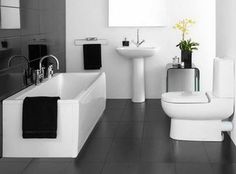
[34,55,59,85]
[132,29,145,47]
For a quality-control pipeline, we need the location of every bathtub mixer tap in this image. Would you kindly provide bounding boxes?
[34,55,60,85]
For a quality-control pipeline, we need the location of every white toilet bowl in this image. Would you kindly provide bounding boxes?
[161,58,235,141]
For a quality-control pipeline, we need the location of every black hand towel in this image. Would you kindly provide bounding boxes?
[22,96,60,138]
[83,44,102,70]
[28,44,48,70]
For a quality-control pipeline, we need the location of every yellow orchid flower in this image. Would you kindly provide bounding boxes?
[174,18,196,40]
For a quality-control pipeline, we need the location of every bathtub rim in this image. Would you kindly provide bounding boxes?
[3,72,105,104]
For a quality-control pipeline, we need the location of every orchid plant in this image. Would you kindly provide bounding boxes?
[174,18,199,52]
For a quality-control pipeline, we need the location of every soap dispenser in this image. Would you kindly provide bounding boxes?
[122,38,129,47]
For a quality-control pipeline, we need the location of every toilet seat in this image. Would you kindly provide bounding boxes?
[162,91,209,104]
[161,92,233,120]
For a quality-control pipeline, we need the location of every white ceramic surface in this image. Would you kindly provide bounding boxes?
[3,72,106,157]
[116,47,158,59]
[116,47,158,102]
[161,58,235,141]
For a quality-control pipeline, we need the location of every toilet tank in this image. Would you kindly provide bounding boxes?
[213,58,235,98]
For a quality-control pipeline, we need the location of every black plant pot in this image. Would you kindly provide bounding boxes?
[181,50,192,68]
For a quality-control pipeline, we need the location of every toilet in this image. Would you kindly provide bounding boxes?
[161,58,235,141]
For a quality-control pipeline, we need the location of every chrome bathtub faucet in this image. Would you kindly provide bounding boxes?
[131,29,145,47]
[47,64,54,79]
[34,55,60,85]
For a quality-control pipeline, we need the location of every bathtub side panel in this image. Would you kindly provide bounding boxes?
[77,73,106,151]
[2,100,79,158]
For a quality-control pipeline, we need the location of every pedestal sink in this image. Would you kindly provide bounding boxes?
[116,47,159,103]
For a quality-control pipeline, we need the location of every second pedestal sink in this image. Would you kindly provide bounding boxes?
[116,47,159,103]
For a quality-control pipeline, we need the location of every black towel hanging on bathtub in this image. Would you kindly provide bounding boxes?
[83,44,102,70]
[22,96,60,138]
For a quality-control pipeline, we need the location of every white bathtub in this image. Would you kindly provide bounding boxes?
[2,72,106,158]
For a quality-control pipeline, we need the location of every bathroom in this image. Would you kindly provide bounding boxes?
[0,0,235,173]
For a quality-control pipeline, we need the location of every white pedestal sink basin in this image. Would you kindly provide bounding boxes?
[116,47,159,103]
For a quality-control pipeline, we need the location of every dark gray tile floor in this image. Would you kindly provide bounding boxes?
[1,99,236,174]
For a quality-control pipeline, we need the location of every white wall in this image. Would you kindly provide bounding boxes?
[66,0,215,99]
[216,0,236,144]
[216,0,236,58]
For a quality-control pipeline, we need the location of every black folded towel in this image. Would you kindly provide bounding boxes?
[83,44,102,70]
[22,96,60,138]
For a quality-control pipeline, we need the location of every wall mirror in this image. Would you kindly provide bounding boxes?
[0,0,20,29]
[109,0,167,27]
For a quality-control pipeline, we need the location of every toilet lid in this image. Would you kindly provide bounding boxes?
[162,91,209,104]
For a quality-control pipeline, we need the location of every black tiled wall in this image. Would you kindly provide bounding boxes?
[0,0,66,155]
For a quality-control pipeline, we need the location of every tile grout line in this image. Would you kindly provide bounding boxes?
[20,158,34,174]
[99,101,127,174]
[202,141,212,162]
[202,141,215,173]
[174,163,178,174]
[139,105,146,164]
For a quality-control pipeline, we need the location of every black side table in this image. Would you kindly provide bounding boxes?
[166,63,200,92]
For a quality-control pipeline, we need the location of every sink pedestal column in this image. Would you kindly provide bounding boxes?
[132,58,145,103]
